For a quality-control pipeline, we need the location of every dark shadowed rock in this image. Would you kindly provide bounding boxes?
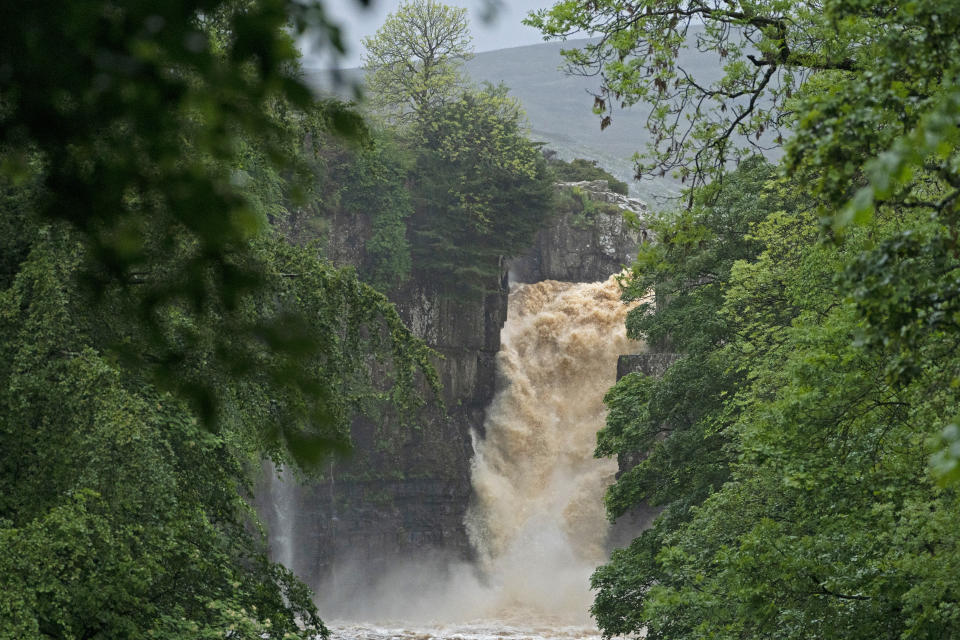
[617,353,679,379]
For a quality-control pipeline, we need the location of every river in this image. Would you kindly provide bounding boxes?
[329,620,606,640]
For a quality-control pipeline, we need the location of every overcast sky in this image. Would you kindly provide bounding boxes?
[304,0,560,69]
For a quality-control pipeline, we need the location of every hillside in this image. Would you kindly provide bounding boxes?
[464,39,703,203]
[306,36,733,205]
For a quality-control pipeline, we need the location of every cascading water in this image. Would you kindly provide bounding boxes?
[262,460,298,574]
[465,275,640,623]
[327,275,641,639]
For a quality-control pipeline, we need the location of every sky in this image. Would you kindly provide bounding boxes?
[303,0,559,69]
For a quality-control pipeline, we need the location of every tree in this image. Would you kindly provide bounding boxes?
[591,160,803,635]
[409,84,554,295]
[0,125,438,640]
[362,0,474,123]
[0,222,331,638]
[544,153,630,195]
[0,0,438,450]
[591,149,960,639]
[0,0,442,635]
[525,0,960,216]
[525,0,827,192]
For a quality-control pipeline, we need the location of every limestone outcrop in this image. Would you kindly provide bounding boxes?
[509,180,648,283]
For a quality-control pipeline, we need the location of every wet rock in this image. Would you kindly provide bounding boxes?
[617,353,679,379]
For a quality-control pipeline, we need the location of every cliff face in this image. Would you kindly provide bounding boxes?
[256,207,509,596]
[256,180,645,596]
[607,330,679,549]
[509,181,647,283]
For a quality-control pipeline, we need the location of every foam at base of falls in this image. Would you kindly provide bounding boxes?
[329,620,607,640]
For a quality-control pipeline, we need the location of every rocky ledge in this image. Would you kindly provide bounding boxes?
[508,180,649,283]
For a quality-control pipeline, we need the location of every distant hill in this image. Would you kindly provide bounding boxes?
[463,39,723,204]
[305,36,736,206]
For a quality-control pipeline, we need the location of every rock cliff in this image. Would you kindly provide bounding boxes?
[256,180,646,596]
[509,180,648,283]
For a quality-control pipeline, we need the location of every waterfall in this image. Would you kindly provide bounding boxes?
[465,274,640,623]
[263,460,297,574]
[312,273,642,634]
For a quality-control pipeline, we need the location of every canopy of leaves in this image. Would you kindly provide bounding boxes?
[0,0,447,636]
[0,113,439,640]
[598,158,791,515]
[0,219,333,638]
[593,155,960,639]
[0,0,390,433]
[362,0,474,124]
[409,84,555,296]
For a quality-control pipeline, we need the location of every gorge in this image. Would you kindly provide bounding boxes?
[7,3,958,637]
[254,180,649,633]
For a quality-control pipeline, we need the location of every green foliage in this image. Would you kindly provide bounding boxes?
[362,0,474,124]
[591,161,795,637]
[409,84,554,295]
[554,185,624,230]
[544,153,630,195]
[784,3,960,225]
[0,140,438,640]
[0,227,327,638]
[596,158,793,523]
[594,158,960,639]
[333,135,414,292]
[0,0,393,438]
[636,211,960,640]
[0,0,450,635]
